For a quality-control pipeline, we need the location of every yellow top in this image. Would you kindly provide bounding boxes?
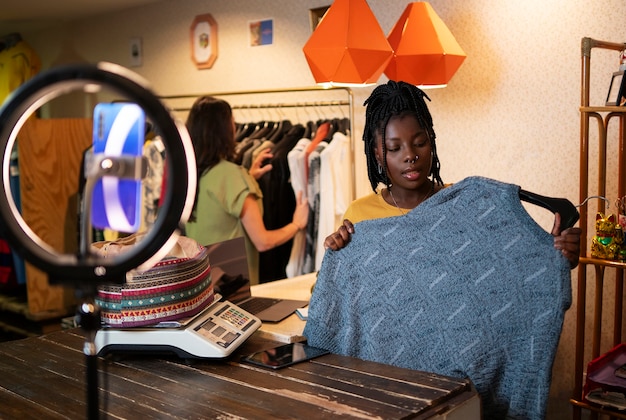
[343,184,451,224]
[343,191,408,224]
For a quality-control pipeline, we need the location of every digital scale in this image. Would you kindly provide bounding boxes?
[95,296,261,359]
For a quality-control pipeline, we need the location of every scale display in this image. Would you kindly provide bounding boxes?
[95,298,260,359]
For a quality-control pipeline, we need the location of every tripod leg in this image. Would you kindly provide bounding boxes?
[78,301,101,420]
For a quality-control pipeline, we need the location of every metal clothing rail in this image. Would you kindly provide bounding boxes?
[160,86,353,114]
[160,85,353,100]
[159,86,356,200]
[167,100,350,112]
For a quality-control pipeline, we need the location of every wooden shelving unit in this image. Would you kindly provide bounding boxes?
[571,37,626,420]
[0,116,91,337]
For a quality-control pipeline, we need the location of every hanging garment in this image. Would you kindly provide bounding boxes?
[0,239,16,287]
[0,34,41,285]
[140,136,165,231]
[303,121,331,181]
[0,33,41,103]
[314,130,351,271]
[233,136,257,165]
[241,139,262,169]
[77,146,105,243]
[301,141,327,274]
[247,139,274,168]
[304,176,571,420]
[285,138,311,278]
[6,146,25,285]
[257,123,306,282]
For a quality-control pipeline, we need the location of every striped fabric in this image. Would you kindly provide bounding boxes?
[94,235,215,327]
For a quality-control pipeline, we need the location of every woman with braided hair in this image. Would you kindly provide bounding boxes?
[323,80,581,267]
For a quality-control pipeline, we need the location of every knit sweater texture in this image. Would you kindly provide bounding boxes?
[303,176,571,420]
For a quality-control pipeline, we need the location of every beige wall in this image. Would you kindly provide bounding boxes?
[17,0,626,418]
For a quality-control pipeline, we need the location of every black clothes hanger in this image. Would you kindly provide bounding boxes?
[303,120,316,139]
[266,119,287,142]
[519,189,579,231]
[249,120,275,140]
[236,122,258,142]
[268,119,292,143]
[323,118,340,142]
[338,117,351,135]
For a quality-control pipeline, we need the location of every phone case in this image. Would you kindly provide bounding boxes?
[91,103,145,232]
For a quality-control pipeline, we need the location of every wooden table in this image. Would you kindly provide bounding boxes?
[0,328,480,419]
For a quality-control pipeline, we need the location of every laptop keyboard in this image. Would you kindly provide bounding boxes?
[238,297,281,314]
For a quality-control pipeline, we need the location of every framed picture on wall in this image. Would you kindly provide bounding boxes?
[249,19,273,46]
[606,71,626,106]
[190,14,218,69]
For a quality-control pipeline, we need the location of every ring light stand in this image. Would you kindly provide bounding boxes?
[0,62,197,419]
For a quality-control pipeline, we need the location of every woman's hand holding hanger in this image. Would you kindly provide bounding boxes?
[248,147,273,180]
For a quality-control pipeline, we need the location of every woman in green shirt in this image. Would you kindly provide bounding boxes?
[184,96,308,284]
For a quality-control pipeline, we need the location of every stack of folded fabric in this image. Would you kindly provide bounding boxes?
[94,234,214,328]
[584,343,626,410]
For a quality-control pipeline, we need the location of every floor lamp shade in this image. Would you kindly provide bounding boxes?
[303,0,393,85]
[384,2,466,87]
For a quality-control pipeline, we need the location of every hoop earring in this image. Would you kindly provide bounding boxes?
[377,163,383,174]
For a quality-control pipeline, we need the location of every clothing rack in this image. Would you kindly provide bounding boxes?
[169,99,350,112]
[159,86,356,200]
[161,87,356,281]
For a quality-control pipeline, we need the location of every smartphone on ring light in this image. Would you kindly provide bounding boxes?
[242,343,329,369]
[91,102,144,232]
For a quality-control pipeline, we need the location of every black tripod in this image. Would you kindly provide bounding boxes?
[76,294,101,420]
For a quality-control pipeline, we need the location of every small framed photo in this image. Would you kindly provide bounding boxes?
[190,14,218,69]
[249,19,273,46]
[606,71,626,106]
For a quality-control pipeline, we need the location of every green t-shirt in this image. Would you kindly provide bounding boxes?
[185,160,263,284]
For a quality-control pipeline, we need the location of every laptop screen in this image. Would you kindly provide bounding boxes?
[204,237,252,302]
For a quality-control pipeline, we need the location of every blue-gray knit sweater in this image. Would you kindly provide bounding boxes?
[303,176,571,420]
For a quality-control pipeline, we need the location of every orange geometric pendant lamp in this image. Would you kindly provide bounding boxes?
[303,0,393,87]
[384,2,466,88]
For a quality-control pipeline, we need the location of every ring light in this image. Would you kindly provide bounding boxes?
[0,62,196,289]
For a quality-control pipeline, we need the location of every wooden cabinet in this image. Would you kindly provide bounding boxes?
[0,116,92,331]
[571,37,626,420]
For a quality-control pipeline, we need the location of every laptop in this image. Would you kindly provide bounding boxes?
[204,237,309,323]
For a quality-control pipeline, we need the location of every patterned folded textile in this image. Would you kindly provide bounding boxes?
[93,234,214,327]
